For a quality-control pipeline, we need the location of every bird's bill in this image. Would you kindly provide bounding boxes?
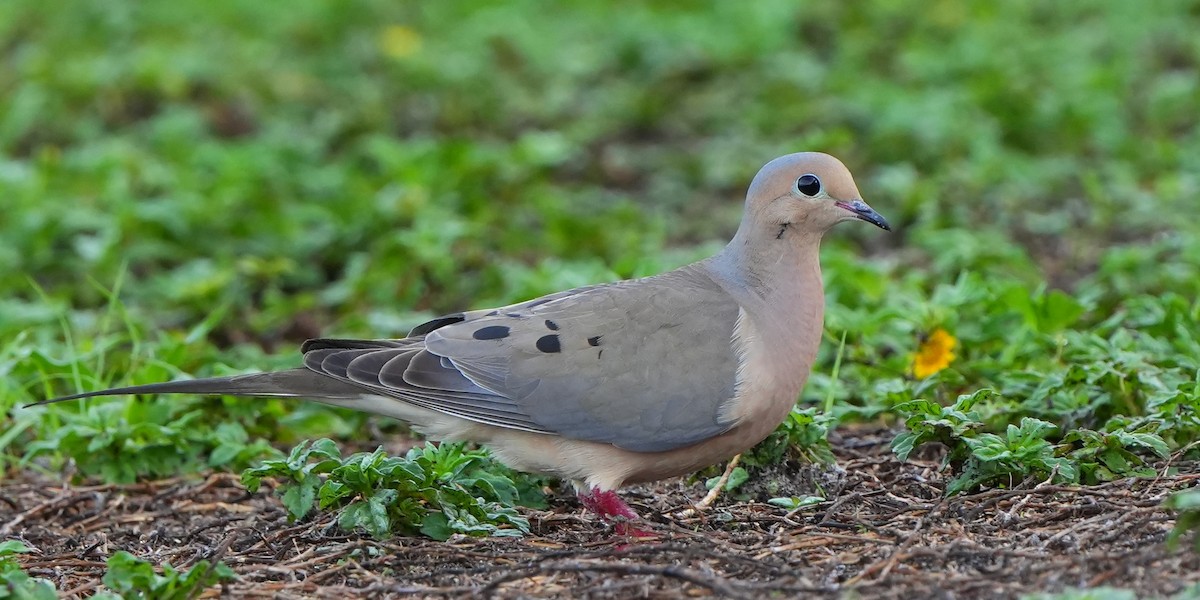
[835,199,891,230]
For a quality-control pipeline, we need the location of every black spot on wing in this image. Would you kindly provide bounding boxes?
[472,325,511,340]
[536,334,561,353]
[409,313,466,336]
[587,335,602,347]
[544,319,559,331]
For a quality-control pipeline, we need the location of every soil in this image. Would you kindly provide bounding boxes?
[3,427,1198,599]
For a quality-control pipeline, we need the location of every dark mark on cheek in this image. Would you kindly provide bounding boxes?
[587,336,602,347]
[776,222,790,240]
[545,319,559,331]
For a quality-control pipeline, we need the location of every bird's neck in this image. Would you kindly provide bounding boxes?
[705,232,827,375]
[710,229,825,307]
[700,233,827,435]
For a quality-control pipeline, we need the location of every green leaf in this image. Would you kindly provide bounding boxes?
[0,541,31,556]
[0,567,58,600]
[337,501,373,536]
[208,443,240,467]
[1113,431,1170,458]
[724,467,749,491]
[365,493,394,539]
[1038,290,1086,332]
[705,466,750,492]
[280,475,319,520]
[1167,489,1200,551]
[767,496,825,510]
[420,512,454,541]
[892,432,919,462]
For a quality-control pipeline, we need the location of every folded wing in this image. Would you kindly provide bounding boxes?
[302,267,743,452]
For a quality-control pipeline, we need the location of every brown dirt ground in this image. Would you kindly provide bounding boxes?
[3,427,1198,599]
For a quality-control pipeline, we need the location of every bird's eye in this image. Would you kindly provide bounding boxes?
[795,174,822,196]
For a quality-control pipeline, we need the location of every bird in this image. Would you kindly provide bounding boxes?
[31,152,889,536]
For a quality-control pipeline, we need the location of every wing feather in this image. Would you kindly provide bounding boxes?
[299,265,744,452]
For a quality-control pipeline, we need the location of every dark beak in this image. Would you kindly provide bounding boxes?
[836,199,891,231]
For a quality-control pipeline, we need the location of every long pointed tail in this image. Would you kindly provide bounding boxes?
[26,369,364,407]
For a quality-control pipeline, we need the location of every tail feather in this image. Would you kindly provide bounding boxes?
[26,369,365,407]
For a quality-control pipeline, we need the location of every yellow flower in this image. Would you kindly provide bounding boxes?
[912,328,958,379]
[380,25,422,60]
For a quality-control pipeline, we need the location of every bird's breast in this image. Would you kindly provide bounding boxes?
[719,303,823,428]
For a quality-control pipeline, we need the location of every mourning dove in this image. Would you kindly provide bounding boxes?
[33,152,889,534]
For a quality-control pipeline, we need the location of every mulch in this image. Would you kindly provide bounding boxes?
[3,427,1198,599]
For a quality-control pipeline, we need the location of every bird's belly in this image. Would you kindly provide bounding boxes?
[477,384,801,489]
[618,386,800,484]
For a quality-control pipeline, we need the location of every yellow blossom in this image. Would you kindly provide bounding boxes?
[912,328,957,378]
[380,25,422,59]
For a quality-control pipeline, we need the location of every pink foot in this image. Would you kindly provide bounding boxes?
[577,487,656,538]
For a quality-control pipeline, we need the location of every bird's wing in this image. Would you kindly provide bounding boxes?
[303,265,744,453]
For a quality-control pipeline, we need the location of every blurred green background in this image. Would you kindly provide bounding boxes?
[2,0,1199,485]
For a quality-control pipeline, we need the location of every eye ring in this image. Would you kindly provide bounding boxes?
[795,174,822,197]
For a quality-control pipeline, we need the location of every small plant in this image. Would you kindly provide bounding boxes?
[1166,488,1200,552]
[891,389,992,466]
[1063,426,1169,483]
[704,466,749,493]
[241,439,545,540]
[22,401,278,483]
[99,551,236,600]
[891,389,1175,494]
[952,417,1078,494]
[1021,587,1136,600]
[767,496,825,511]
[0,541,57,600]
[745,406,836,467]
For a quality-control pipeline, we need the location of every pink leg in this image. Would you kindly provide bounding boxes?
[577,487,656,538]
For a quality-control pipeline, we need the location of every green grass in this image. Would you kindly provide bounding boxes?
[3,0,1199,542]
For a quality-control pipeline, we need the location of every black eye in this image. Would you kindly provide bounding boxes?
[796,174,822,196]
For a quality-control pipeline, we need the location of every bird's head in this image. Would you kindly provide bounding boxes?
[743,152,890,240]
